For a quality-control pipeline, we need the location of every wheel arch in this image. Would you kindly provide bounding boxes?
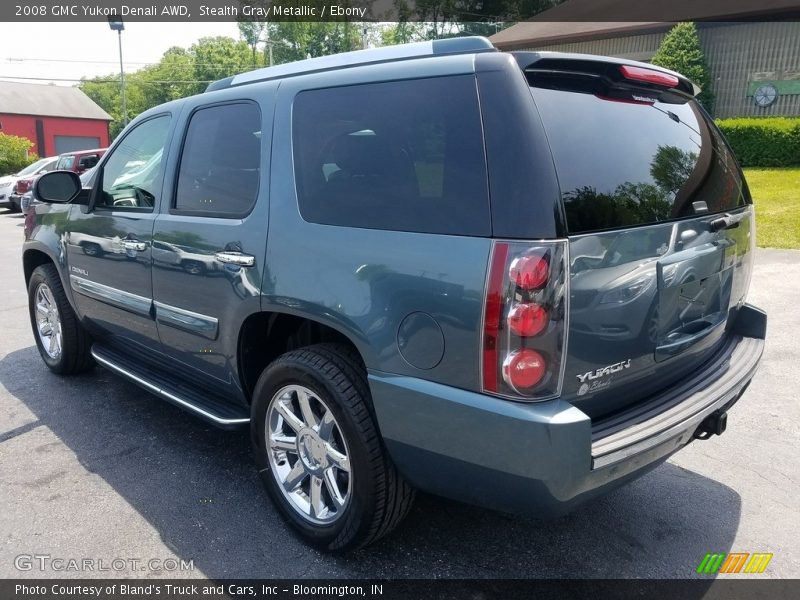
[23,245,81,315]
[237,310,371,403]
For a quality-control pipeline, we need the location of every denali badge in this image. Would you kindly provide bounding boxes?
[576,359,631,383]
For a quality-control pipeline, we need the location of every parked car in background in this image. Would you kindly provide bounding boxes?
[55,148,106,175]
[1,157,57,212]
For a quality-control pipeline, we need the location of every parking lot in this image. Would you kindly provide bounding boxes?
[0,208,797,579]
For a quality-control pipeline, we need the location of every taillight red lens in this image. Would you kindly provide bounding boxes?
[481,240,567,401]
[507,303,548,337]
[509,253,549,291]
[502,349,546,391]
[619,65,679,88]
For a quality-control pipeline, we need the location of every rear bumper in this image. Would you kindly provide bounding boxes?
[369,304,765,516]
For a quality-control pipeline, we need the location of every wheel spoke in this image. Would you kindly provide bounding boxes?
[317,409,335,441]
[323,467,346,508]
[50,332,61,357]
[283,462,307,492]
[37,290,51,310]
[270,434,297,452]
[326,446,350,473]
[39,322,53,336]
[35,301,49,317]
[275,400,304,433]
[309,476,324,518]
[297,388,318,429]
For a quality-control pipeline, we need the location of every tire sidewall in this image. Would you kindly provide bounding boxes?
[251,356,376,550]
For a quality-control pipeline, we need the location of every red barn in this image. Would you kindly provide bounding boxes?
[0,81,111,158]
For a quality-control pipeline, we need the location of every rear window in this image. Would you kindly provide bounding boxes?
[531,87,748,234]
[292,75,490,236]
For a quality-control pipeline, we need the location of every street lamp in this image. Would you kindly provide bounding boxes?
[107,17,127,128]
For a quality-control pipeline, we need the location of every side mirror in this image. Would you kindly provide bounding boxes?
[34,170,82,204]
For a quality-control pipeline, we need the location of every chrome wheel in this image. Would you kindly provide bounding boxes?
[34,283,62,359]
[266,384,351,525]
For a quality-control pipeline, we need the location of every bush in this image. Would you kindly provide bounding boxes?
[716,118,800,167]
[0,133,38,175]
[652,22,715,114]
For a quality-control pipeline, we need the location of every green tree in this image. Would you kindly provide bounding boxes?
[190,35,256,83]
[650,145,698,196]
[651,22,715,113]
[0,133,37,175]
[80,36,257,138]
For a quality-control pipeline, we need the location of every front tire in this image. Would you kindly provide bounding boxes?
[28,263,94,375]
[251,344,414,552]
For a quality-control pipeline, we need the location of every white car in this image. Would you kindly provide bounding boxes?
[0,157,58,212]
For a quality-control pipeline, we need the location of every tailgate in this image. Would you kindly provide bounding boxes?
[525,58,755,418]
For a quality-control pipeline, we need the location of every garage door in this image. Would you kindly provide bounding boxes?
[54,136,101,154]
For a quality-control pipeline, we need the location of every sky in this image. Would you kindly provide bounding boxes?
[0,22,241,85]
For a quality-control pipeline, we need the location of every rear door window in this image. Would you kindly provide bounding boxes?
[531,87,748,234]
[292,75,490,236]
[174,102,262,217]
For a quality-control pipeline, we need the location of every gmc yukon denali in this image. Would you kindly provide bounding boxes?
[23,37,766,551]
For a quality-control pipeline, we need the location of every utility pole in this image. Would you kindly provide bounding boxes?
[107,18,127,128]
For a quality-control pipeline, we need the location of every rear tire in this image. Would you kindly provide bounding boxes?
[28,263,94,375]
[251,344,414,552]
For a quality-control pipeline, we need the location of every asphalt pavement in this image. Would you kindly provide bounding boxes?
[0,208,797,579]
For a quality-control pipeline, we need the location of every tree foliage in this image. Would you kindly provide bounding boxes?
[80,36,255,139]
[651,22,715,113]
[0,133,37,176]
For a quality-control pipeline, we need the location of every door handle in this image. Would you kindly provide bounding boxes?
[121,240,147,252]
[215,251,255,267]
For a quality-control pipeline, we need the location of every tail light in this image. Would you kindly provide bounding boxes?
[481,241,569,401]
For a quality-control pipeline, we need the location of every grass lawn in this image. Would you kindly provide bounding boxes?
[743,168,800,249]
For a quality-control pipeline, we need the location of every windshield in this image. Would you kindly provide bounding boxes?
[17,158,50,177]
[531,87,749,234]
[56,155,75,170]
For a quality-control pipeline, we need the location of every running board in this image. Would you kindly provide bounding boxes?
[91,345,250,429]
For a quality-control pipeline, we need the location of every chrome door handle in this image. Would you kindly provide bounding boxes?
[215,251,255,267]
[121,240,147,252]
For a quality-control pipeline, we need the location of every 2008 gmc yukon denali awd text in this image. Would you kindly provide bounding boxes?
[23,37,766,552]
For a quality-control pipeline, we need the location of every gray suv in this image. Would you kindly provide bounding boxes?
[23,37,766,552]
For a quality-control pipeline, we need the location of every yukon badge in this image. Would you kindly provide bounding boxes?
[576,359,631,396]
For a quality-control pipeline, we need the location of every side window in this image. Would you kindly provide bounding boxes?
[292,76,490,236]
[57,156,74,170]
[98,115,171,211]
[174,102,261,217]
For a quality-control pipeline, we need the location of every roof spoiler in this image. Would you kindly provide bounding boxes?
[512,51,701,99]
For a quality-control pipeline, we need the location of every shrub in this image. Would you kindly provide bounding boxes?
[0,133,38,175]
[652,22,715,114]
[716,117,800,167]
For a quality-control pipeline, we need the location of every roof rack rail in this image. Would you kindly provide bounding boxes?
[205,36,495,92]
